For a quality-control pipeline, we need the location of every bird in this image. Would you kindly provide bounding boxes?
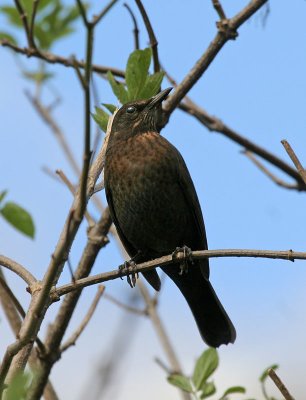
[104,87,236,347]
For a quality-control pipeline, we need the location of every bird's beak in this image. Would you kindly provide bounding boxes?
[147,87,173,109]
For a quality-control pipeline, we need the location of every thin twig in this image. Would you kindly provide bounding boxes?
[60,285,105,352]
[268,368,294,400]
[25,90,81,177]
[29,0,40,48]
[281,140,306,185]
[55,248,306,298]
[243,151,299,190]
[13,0,33,47]
[137,280,190,400]
[134,0,160,72]
[124,3,140,50]
[0,255,36,286]
[104,293,146,316]
[212,0,227,20]
[163,0,267,118]
[76,0,88,26]
[178,101,306,189]
[92,0,119,26]
[56,169,95,226]
[0,40,125,78]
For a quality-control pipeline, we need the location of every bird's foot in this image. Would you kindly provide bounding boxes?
[172,246,193,275]
[119,260,139,288]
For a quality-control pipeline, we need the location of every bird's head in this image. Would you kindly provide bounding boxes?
[109,87,172,142]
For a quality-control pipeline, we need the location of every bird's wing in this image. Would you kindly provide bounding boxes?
[106,188,161,291]
[173,145,209,279]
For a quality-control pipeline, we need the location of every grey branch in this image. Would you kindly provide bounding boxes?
[55,248,306,298]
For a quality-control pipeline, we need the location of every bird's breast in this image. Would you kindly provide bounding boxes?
[105,132,190,254]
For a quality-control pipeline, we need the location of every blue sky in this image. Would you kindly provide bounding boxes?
[1,1,306,399]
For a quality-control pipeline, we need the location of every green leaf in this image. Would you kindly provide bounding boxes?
[138,71,164,100]
[260,364,279,383]
[0,6,22,26]
[192,348,219,390]
[0,191,8,204]
[92,107,110,132]
[199,382,216,398]
[126,47,152,100]
[102,103,117,114]
[107,71,129,104]
[0,31,18,45]
[167,374,193,393]
[220,386,246,398]
[1,202,35,238]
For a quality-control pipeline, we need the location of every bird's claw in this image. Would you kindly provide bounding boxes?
[172,246,193,275]
[119,260,139,288]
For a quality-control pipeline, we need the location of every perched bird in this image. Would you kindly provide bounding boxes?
[104,88,236,347]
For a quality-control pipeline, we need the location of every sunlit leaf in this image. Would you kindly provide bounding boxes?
[92,107,110,132]
[139,71,164,99]
[102,103,117,114]
[199,381,216,398]
[0,191,8,204]
[260,364,279,383]
[167,374,193,393]
[107,71,129,104]
[192,348,219,390]
[126,47,151,100]
[221,386,246,398]
[1,202,35,238]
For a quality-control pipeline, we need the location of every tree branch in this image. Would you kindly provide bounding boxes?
[281,140,306,185]
[60,285,105,352]
[54,248,306,298]
[134,0,160,72]
[163,0,267,118]
[0,255,36,286]
[0,40,125,78]
[268,368,294,400]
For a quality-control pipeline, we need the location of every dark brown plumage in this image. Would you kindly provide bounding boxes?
[104,88,236,347]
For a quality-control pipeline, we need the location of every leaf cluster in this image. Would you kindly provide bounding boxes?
[168,348,246,400]
[0,0,81,50]
[92,47,164,132]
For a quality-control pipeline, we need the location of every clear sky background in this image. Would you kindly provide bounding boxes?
[1,1,306,399]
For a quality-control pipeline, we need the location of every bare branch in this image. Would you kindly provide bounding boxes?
[29,0,40,48]
[281,140,306,185]
[76,0,89,26]
[243,151,299,190]
[0,40,125,78]
[0,255,36,286]
[13,0,33,47]
[137,280,191,400]
[25,90,81,177]
[92,0,119,27]
[55,248,306,298]
[212,0,227,20]
[124,3,140,50]
[163,0,267,118]
[178,101,306,189]
[268,368,294,400]
[104,293,146,316]
[56,169,95,227]
[134,0,160,72]
[60,285,105,352]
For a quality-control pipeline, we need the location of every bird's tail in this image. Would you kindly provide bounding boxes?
[162,261,236,347]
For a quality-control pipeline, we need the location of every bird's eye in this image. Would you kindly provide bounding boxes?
[126,106,136,114]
